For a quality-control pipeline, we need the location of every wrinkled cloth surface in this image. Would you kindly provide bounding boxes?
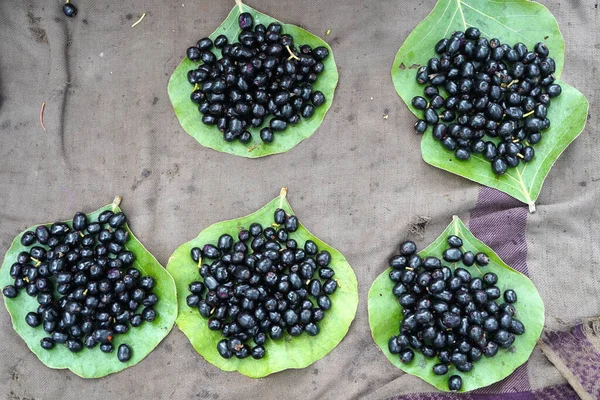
[0,0,598,399]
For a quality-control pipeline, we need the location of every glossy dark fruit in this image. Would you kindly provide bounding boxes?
[455,148,471,160]
[21,231,36,246]
[443,248,462,262]
[214,35,228,48]
[260,127,274,143]
[547,84,562,98]
[447,235,463,248]
[503,289,517,303]
[117,343,132,362]
[100,343,114,353]
[251,345,266,359]
[433,363,449,375]
[412,96,428,110]
[197,37,213,51]
[448,375,462,391]
[399,241,417,256]
[273,208,286,225]
[388,336,401,354]
[3,285,17,298]
[425,108,439,125]
[285,216,299,232]
[491,157,508,175]
[63,2,77,17]
[510,319,525,335]
[25,312,41,327]
[475,252,490,266]
[462,251,475,267]
[66,338,83,353]
[187,47,201,61]
[238,12,253,30]
[189,281,205,295]
[415,120,428,134]
[108,212,127,228]
[399,348,414,364]
[35,226,50,244]
[40,337,55,350]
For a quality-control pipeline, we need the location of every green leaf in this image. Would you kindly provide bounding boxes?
[168,3,339,158]
[167,189,358,378]
[391,0,589,210]
[0,199,178,378]
[368,216,545,392]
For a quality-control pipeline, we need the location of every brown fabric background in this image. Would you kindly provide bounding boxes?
[0,0,597,398]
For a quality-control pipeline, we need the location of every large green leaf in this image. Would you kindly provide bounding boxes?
[168,2,339,158]
[167,189,358,378]
[392,0,589,210]
[368,216,544,392]
[0,198,178,378]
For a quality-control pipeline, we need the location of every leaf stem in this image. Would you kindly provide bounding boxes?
[112,195,122,211]
[40,102,46,132]
[523,110,535,118]
[286,45,300,61]
[279,187,287,209]
[235,0,243,12]
[131,13,146,28]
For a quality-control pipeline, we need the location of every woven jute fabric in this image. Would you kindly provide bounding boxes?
[0,0,598,399]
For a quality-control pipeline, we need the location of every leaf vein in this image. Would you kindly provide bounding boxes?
[444,5,460,37]
[460,0,529,41]
[456,0,467,29]
[403,0,455,57]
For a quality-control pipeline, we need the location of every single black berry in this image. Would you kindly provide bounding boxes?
[63,2,77,17]
[117,343,132,362]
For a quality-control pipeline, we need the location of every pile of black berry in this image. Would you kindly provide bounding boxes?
[387,237,524,392]
[186,208,337,360]
[185,12,329,144]
[411,27,562,175]
[2,210,160,363]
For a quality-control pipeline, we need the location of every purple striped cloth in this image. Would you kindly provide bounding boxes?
[388,187,578,400]
[539,320,600,400]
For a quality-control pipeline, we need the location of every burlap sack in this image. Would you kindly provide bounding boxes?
[0,0,597,398]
